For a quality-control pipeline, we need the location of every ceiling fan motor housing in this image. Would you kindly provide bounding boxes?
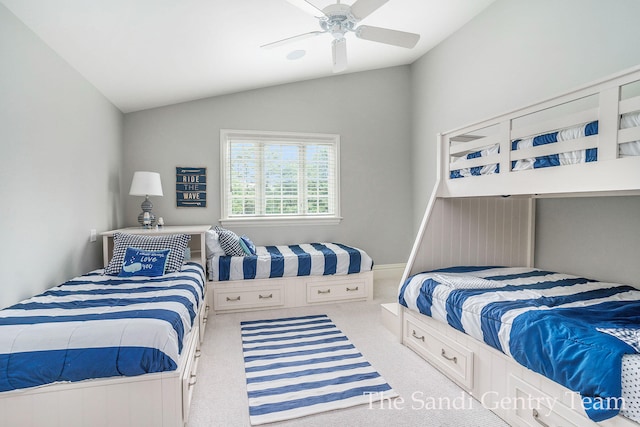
[320,4,358,39]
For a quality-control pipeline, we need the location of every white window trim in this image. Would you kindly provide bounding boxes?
[219,129,341,227]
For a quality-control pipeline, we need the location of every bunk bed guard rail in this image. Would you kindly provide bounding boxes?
[438,64,640,198]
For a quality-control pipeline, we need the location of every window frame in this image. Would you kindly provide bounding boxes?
[219,129,342,227]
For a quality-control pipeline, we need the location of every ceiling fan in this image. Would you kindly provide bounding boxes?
[262,0,421,72]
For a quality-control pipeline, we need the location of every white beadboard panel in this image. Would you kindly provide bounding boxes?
[407,197,533,277]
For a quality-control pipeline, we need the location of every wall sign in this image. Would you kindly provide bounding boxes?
[176,167,206,207]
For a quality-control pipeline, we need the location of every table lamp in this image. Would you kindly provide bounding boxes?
[129,171,163,227]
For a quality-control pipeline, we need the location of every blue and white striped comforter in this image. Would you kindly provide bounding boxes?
[0,263,205,393]
[450,111,640,179]
[208,243,373,282]
[399,266,640,421]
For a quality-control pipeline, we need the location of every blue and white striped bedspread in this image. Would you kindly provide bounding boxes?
[450,111,640,179]
[0,262,205,393]
[399,266,640,421]
[208,243,373,282]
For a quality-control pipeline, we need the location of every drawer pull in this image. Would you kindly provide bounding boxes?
[226,296,241,302]
[532,409,549,427]
[346,286,359,292]
[195,350,201,358]
[317,289,331,294]
[441,349,458,364]
[259,294,273,299]
[411,330,425,341]
[188,375,197,387]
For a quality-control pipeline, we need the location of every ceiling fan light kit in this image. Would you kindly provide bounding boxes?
[263,0,421,72]
[332,38,348,72]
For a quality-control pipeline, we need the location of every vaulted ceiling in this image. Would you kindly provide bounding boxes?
[1,0,496,112]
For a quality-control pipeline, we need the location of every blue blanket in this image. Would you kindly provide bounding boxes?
[399,266,640,421]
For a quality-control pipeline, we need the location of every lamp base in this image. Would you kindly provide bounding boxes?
[137,196,156,228]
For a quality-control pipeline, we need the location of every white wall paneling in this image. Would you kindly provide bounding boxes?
[404,196,534,281]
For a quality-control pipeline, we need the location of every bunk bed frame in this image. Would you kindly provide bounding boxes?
[399,64,640,427]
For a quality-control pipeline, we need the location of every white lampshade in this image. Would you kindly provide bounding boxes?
[129,171,163,196]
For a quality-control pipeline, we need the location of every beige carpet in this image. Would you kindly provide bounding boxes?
[187,276,509,427]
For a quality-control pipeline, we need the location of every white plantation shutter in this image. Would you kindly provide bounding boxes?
[220,130,340,225]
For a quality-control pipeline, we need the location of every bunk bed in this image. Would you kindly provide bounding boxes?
[0,232,209,427]
[205,227,374,313]
[399,64,640,427]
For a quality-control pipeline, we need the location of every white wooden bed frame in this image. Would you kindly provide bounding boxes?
[399,64,640,427]
[0,249,210,427]
[0,326,201,427]
[208,270,374,313]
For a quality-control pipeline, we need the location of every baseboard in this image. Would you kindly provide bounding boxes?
[373,263,406,281]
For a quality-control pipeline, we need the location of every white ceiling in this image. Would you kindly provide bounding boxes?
[1,0,496,113]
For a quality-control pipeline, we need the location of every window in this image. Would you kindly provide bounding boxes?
[220,129,341,226]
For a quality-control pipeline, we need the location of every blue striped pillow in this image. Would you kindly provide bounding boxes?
[240,236,257,255]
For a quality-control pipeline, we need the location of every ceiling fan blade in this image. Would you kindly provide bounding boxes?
[286,0,325,17]
[332,38,347,73]
[350,0,389,21]
[261,31,325,49]
[356,25,420,48]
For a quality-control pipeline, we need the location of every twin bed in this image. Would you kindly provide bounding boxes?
[0,265,205,393]
[400,64,640,427]
[0,231,209,427]
[206,238,374,312]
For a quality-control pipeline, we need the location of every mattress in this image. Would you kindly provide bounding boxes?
[0,262,205,392]
[449,111,640,178]
[399,266,640,422]
[207,242,373,282]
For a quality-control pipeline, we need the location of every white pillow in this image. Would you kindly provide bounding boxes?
[432,273,502,289]
[205,229,226,258]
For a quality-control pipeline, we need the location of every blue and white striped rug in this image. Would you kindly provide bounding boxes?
[241,314,398,425]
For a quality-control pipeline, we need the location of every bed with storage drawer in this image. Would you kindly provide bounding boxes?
[399,64,640,427]
[206,227,374,313]
[0,231,208,427]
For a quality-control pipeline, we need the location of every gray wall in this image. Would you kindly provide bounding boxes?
[410,0,640,285]
[123,67,414,265]
[536,197,640,286]
[0,4,123,308]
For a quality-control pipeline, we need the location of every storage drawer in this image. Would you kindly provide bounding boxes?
[508,375,591,427]
[214,285,284,311]
[403,311,474,390]
[306,278,367,303]
[198,296,210,343]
